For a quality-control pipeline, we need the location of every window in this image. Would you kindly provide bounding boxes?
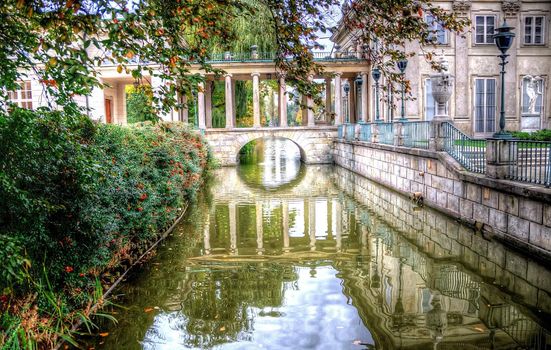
[8,81,33,109]
[524,16,545,45]
[424,78,448,121]
[521,76,544,116]
[425,79,436,121]
[426,14,448,45]
[474,78,496,134]
[475,15,496,44]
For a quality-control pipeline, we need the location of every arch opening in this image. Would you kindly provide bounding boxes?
[237,137,305,190]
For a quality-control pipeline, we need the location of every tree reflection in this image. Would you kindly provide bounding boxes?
[143,263,298,348]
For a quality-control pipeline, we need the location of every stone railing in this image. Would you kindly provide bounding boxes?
[338,120,551,188]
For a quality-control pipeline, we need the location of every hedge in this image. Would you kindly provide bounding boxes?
[0,107,212,348]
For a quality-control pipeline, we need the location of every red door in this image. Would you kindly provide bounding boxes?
[105,99,112,124]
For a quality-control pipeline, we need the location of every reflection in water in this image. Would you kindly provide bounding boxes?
[84,145,551,349]
[238,137,302,190]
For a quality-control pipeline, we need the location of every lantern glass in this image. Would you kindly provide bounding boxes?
[343,81,350,93]
[397,59,408,73]
[372,68,381,82]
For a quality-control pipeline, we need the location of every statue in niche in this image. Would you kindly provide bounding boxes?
[524,76,543,114]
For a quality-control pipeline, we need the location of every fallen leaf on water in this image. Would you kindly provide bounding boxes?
[219,326,226,331]
[154,306,160,310]
[353,340,362,345]
[99,332,109,337]
[144,307,154,313]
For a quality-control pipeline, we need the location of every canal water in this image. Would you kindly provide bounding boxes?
[84,138,551,349]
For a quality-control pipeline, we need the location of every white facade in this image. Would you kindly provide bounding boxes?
[332,0,551,136]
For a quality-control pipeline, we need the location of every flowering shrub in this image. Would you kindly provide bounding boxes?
[0,108,212,348]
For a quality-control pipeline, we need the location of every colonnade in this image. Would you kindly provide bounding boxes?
[174,71,371,129]
[202,197,354,255]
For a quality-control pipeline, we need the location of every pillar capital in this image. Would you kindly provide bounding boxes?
[277,72,287,80]
[251,72,261,78]
[334,72,343,77]
[224,73,233,78]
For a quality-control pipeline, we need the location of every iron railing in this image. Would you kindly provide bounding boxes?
[337,125,344,139]
[345,123,356,141]
[377,122,394,145]
[506,140,551,187]
[442,122,486,174]
[402,121,431,149]
[359,123,372,142]
[487,303,551,349]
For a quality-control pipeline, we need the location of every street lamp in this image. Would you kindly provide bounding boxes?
[372,67,382,122]
[397,59,408,121]
[343,81,351,123]
[493,20,515,139]
[355,74,363,122]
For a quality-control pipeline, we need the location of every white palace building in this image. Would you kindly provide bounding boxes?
[7,0,551,138]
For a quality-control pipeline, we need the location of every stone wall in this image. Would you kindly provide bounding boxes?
[333,139,551,260]
[332,165,551,321]
[205,126,337,166]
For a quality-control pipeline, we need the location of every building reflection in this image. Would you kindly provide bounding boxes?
[201,161,551,349]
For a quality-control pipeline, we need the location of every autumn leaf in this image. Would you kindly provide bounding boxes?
[99,332,109,337]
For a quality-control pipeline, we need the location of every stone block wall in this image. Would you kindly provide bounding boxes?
[333,140,551,260]
[333,165,551,318]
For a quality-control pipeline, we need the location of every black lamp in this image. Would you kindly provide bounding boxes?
[372,67,381,122]
[493,20,515,139]
[397,59,408,121]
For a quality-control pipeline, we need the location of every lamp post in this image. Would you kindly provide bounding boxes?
[397,59,408,122]
[493,20,515,139]
[343,81,351,123]
[372,67,381,122]
[355,74,363,123]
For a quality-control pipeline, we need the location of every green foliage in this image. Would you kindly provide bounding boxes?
[0,107,211,348]
[126,85,156,124]
[510,129,551,141]
[0,0,469,115]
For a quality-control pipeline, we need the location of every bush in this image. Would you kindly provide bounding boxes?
[510,129,551,141]
[0,107,211,347]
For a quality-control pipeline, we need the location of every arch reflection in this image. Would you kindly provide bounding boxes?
[238,137,303,190]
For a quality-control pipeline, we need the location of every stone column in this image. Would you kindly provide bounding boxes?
[179,92,188,123]
[205,80,213,128]
[224,74,234,129]
[229,201,237,255]
[325,77,332,123]
[151,76,171,122]
[452,1,471,122]
[308,199,316,251]
[335,199,342,252]
[502,1,520,130]
[327,197,333,238]
[203,212,211,255]
[307,96,315,126]
[232,80,237,124]
[306,75,315,126]
[349,79,357,123]
[278,74,288,127]
[252,72,261,128]
[256,201,264,254]
[282,200,290,253]
[334,73,343,125]
[361,72,369,122]
[197,81,206,129]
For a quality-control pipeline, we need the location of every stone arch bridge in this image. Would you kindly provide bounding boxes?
[203,126,337,166]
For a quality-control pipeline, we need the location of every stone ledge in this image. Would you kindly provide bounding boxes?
[335,139,551,203]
